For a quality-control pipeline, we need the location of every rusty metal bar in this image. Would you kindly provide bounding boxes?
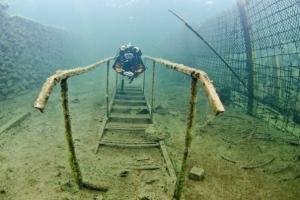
[34,57,114,112]
[144,56,225,115]
[175,77,198,200]
[60,78,83,187]
[151,61,156,119]
[106,61,110,118]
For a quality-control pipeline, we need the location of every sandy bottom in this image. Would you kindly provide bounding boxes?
[0,74,299,200]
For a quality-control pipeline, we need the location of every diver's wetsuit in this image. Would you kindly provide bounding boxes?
[113,45,145,82]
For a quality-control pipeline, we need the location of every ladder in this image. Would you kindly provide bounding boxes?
[96,83,177,199]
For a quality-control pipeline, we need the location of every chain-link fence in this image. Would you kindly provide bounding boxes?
[175,0,300,136]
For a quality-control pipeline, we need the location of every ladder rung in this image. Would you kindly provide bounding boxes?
[99,142,159,148]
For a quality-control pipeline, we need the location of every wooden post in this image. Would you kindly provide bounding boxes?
[151,61,156,119]
[175,77,198,200]
[238,0,255,115]
[60,78,83,188]
[106,61,110,118]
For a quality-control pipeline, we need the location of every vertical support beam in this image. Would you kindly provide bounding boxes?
[115,72,119,92]
[175,77,198,200]
[60,78,83,188]
[143,69,146,94]
[121,76,124,92]
[106,61,110,118]
[151,61,156,119]
[272,55,281,104]
[238,0,255,115]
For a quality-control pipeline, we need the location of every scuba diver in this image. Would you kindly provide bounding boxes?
[112,44,146,83]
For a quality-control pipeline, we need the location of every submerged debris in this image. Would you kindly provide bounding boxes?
[189,167,205,181]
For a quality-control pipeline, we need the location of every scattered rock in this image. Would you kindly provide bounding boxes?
[138,194,154,200]
[137,109,149,114]
[55,171,62,177]
[154,105,169,115]
[71,98,80,103]
[189,167,205,181]
[0,188,6,194]
[169,111,178,116]
[295,155,300,161]
[60,181,78,194]
[145,178,159,184]
[119,170,129,177]
[136,156,150,162]
[94,194,104,200]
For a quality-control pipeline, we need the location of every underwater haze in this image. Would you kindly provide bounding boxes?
[0,0,300,199]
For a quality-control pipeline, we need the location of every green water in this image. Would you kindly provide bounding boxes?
[0,0,300,199]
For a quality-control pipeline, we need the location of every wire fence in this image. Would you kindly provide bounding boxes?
[182,0,300,136]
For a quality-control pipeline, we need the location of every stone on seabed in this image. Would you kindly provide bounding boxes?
[188,167,205,181]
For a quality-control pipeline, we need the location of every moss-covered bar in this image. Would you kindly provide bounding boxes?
[60,78,83,187]
[174,77,198,200]
[34,57,114,112]
[144,56,225,115]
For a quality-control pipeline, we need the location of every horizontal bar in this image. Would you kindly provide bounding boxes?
[144,56,225,115]
[34,57,114,112]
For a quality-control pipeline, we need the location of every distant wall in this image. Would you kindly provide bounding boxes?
[163,0,300,135]
[0,6,82,100]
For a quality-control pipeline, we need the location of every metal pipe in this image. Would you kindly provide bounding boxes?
[168,9,247,89]
[106,61,110,118]
[60,78,83,188]
[175,77,198,200]
[151,61,156,119]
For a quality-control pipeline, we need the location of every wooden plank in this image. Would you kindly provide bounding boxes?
[105,127,147,132]
[99,142,159,148]
[159,140,177,198]
[0,112,31,135]
[159,141,177,179]
[95,117,108,153]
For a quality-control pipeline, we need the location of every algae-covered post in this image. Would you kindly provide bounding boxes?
[106,61,110,118]
[33,57,113,191]
[60,78,83,187]
[151,61,156,120]
[175,77,198,200]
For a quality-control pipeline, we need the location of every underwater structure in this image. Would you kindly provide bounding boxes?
[0,0,299,199]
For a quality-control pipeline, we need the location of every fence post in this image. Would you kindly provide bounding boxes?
[151,61,156,119]
[175,77,198,200]
[60,78,83,188]
[106,61,110,118]
[238,0,255,115]
[272,55,281,105]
